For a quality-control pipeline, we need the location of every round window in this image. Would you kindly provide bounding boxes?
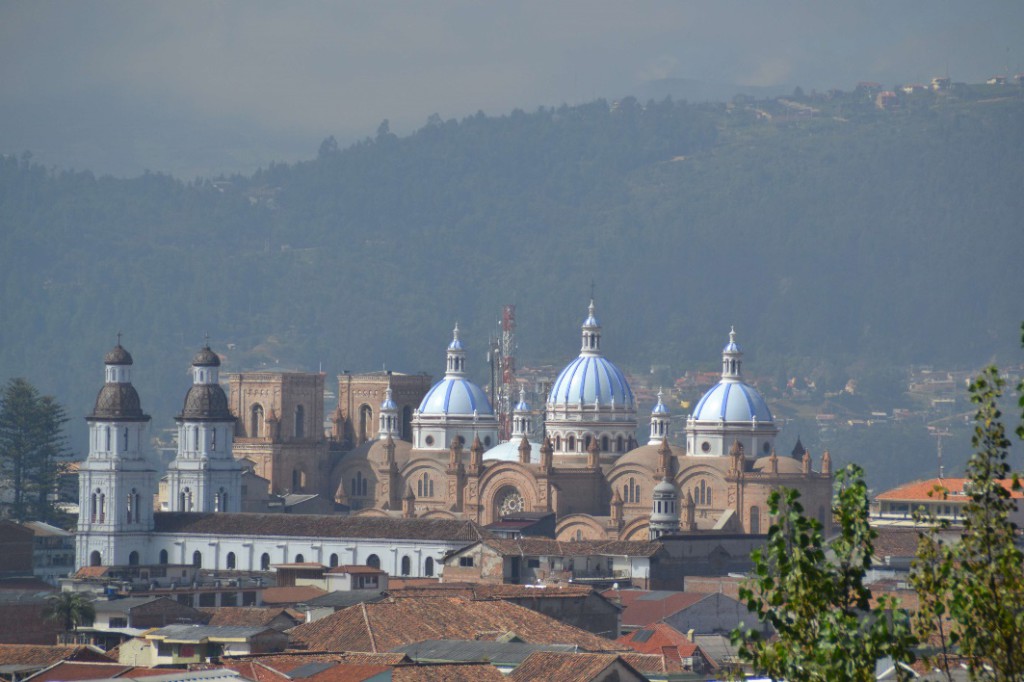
[701,441,711,453]
[425,435,434,446]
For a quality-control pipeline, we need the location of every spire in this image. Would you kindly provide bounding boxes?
[512,386,531,438]
[821,450,832,476]
[403,485,416,518]
[791,435,806,460]
[587,436,600,469]
[448,438,464,471]
[540,436,553,472]
[768,448,778,475]
[657,437,673,478]
[580,299,602,356]
[649,388,670,444]
[445,323,466,376]
[470,434,484,472]
[721,326,743,381]
[611,488,624,524]
[384,433,397,469]
[378,374,400,439]
[802,449,812,475]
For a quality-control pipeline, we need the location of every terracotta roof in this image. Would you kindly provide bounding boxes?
[327,566,384,575]
[23,661,131,682]
[508,652,643,681]
[616,622,708,672]
[261,586,328,605]
[201,607,300,628]
[391,662,504,681]
[154,513,490,542]
[0,645,113,667]
[73,567,111,579]
[287,596,623,654]
[469,537,663,558]
[875,477,1024,501]
[871,527,927,560]
[601,590,707,628]
[390,583,598,601]
[271,563,326,570]
[619,652,668,674]
[227,652,410,669]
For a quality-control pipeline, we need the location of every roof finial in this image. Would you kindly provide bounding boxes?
[116,331,122,346]
[729,326,736,345]
[204,331,210,348]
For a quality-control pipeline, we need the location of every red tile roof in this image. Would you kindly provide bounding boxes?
[201,607,300,628]
[600,590,707,628]
[508,652,644,682]
[260,586,328,605]
[0,645,114,667]
[616,622,710,672]
[23,661,131,682]
[287,596,623,654]
[473,538,662,558]
[391,662,504,681]
[875,477,1024,501]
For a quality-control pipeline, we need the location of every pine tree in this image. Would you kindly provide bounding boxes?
[0,378,69,522]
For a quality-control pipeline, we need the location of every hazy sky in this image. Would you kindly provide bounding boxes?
[2,1,1021,175]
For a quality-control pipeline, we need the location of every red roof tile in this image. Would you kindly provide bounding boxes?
[876,477,1024,501]
[0,645,114,667]
[24,662,131,682]
[288,596,623,654]
[260,586,327,605]
[508,652,644,682]
[600,590,707,628]
[391,662,504,681]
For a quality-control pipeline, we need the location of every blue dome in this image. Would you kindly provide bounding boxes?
[381,394,397,411]
[652,400,670,415]
[692,380,773,423]
[548,355,635,408]
[419,377,494,416]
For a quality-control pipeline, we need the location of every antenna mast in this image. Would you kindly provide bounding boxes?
[498,304,516,441]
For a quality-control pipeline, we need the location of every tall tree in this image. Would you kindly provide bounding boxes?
[43,591,95,634]
[732,464,917,681]
[0,378,69,522]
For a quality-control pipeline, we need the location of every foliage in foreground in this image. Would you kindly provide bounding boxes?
[732,464,916,681]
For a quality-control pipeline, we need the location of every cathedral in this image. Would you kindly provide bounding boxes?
[333,301,833,540]
[75,301,833,571]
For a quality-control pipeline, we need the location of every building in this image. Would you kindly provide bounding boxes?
[873,477,1024,527]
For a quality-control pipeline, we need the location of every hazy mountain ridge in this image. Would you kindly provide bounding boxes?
[1,91,1021,466]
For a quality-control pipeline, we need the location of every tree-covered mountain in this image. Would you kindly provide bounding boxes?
[1,87,1021,480]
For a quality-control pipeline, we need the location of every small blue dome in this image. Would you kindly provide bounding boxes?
[692,380,773,423]
[651,390,669,414]
[548,355,634,408]
[418,377,494,416]
[381,394,397,411]
[515,396,531,412]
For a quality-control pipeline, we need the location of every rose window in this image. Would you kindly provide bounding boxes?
[498,488,525,516]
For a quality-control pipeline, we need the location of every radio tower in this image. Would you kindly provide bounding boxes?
[498,304,516,441]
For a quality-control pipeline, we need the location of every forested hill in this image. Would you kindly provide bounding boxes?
[1,89,1022,449]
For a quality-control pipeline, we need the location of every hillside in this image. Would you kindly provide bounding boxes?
[1,86,1021,483]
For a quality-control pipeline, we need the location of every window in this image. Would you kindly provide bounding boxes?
[123,427,129,451]
[401,556,411,576]
[90,551,102,567]
[616,435,624,452]
[359,404,373,442]
[329,553,339,568]
[424,556,434,577]
[750,506,761,534]
[159,549,169,564]
[417,472,434,498]
[192,550,202,568]
[109,617,128,628]
[527,558,541,568]
[105,426,111,451]
[260,553,271,570]
[211,428,216,451]
[459,556,474,567]
[250,404,264,437]
[601,435,609,451]
[568,435,576,452]
[226,552,236,569]
[128,551,139,566]
[366,554,381,569]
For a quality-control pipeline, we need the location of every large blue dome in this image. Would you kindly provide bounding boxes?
[691,380,773,423]
[418,377,494,416]
[548,355,635,408]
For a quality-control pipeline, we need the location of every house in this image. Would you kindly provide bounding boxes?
[21,523,75,586]
[144,625,288,665]
[66,596,204,650]
[287,595,624,653]
[390,582,621,637]
[605,589,768,638]
[873,477,1024,527]
[60,565,266,609]
[441,538,665,589]
[875,91,898,110]
[325,566,387,592]
[200,607,301,632]
[0,645,114,682]
[0,579,61,645]
[616,621,716,674]
[0,522,34,578]
[508,651,648,682]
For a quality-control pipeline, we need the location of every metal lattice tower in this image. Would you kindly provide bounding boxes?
[497,304,516,441]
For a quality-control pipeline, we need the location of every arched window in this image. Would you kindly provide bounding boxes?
[295,554,305,563]
[568,435,576,452]
[105,426,111,451]
[180,487,192,511]
[602,435,609,451]
[295,405,305,439]
[417,473,433,498]
[401,556,411,576]
[126,489,135,523]
[98,492,105,522]
[123,427,129,451]
[424,556,434,577]
[584,435,592,450]
[750,506,761,534]
[128,551,139,565]
[193,426,199,450]
[555,436,562,451]
[90,551,102,567]
[250,404,264,437]
[366,554,381,569]
[159,549,169,564]
[293,468,307,492]
[211,428,216,451]
[192,550,202,568]
[260,553,271,570]
[359,404,373,442]
[575,529,583,541]
[329,553,339,568]
[616,435,624,452]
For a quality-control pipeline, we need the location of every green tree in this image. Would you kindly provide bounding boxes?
[732,464,917,681]
[0,378,70,522]
[43,591,95,633]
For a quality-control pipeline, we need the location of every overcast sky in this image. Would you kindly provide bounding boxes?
[2,1,1021,176]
